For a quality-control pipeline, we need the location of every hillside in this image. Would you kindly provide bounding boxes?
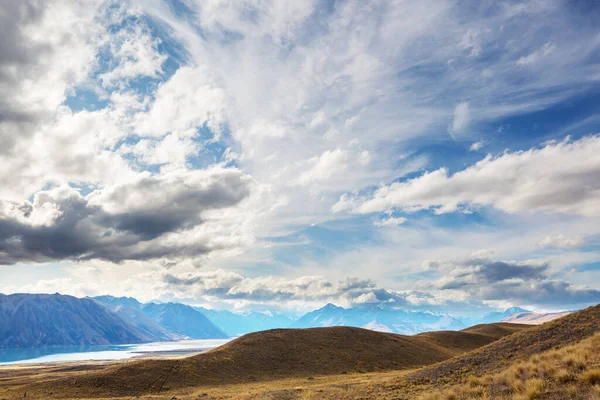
[418,332,600,399]
[407,303,600,384]
[24,323,529,398]
[501,310,572,325]
[0,293,150,348]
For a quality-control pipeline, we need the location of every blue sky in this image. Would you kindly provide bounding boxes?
[1,0,600,315]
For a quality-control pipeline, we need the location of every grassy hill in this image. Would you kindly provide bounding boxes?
[418,332,600,399]
[407,303,600,385]
[19,323,529,398]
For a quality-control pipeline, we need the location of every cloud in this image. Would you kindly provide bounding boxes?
[0,168,253,264]
[160,269,473,311]
[538,234,586,249]
[373,216,407,227]
[336,136,600,217]
[449,102,470,134]
[469,140,485,151]
[423,255,600,307]
[517,42,555,66]
[0,1,104,154]
[99,21,167,87]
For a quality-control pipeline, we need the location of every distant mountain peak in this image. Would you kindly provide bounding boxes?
[504,306,531,314]
[322,303,343,310]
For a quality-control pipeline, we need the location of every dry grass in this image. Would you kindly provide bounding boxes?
[415,332,600,400]
[4,304,600,400]
[408,303,600,385]
[0,324,528,399]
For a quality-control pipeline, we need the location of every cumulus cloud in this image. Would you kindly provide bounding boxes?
[0,0,103,154]
[336,136,600,217]
[160,270,466,310]
[423,255,600,307]
[0,168,253,264]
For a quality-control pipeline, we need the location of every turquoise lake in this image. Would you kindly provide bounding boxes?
[0,339,231,365]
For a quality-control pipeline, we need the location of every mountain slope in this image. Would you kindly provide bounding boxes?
[417,332,600,399]
[141,302,228,339]
[407,303,600,384]
[293,303,465,334]
[476,306,531,324]
[194,307,293,336]
[92,296,181,342]
[28,323,529,398]
[0,293,149,348]
[501,310,572,325]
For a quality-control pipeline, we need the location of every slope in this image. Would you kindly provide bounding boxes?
[293,303,465,334]
[92,297,181,342]
[407,303,600,384]
[26,323,529,398]
[501,310,572,325]
[0,293,150,348]
[141,302,228,339]
[194,306,293,336]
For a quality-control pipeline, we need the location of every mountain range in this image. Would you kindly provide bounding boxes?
[0,294,148,348]
[292,302,465,334]
[0,293,560,349]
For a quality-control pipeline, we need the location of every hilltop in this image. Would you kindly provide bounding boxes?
[19,323,529,398]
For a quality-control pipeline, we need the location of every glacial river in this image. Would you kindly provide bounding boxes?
[0,338,232,365]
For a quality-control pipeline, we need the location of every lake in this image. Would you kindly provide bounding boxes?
[0,338,232,365]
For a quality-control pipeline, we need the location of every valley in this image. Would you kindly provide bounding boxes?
[0,304,598,399]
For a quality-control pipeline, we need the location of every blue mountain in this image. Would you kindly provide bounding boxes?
[91,296,182,342]
[194,307,293,336]
[0,293,151,348]
[478,307,531,324]
[293,303,465,334]
[141,303,228,339]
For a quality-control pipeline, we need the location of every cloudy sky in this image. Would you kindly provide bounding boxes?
[1,0,599,315]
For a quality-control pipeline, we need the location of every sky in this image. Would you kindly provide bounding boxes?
[1,0,600,316]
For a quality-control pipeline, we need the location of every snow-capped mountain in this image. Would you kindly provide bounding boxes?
[292,303,465,334]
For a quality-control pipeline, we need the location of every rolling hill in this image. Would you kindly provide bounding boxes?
[0,293,151,348]
[24,323,529,398]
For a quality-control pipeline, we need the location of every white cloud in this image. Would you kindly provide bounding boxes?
[538,234,586,249]
[517,42,555,66]
[469,140,485,151]
[449,102,471,135]
[374,216,407,227]
[337,135,600,217]
[99,22,167,87]
[134,66,227,138]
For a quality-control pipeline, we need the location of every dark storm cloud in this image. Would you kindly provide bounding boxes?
[0,2,49,150]
[0,169,252,264]
[436,258,549,290]
[426,256,600,307]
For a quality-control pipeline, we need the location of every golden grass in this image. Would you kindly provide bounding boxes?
[7,324,528,399]
[416,332,600,400]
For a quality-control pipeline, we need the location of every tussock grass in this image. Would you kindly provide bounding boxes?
[417,332,600,399]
